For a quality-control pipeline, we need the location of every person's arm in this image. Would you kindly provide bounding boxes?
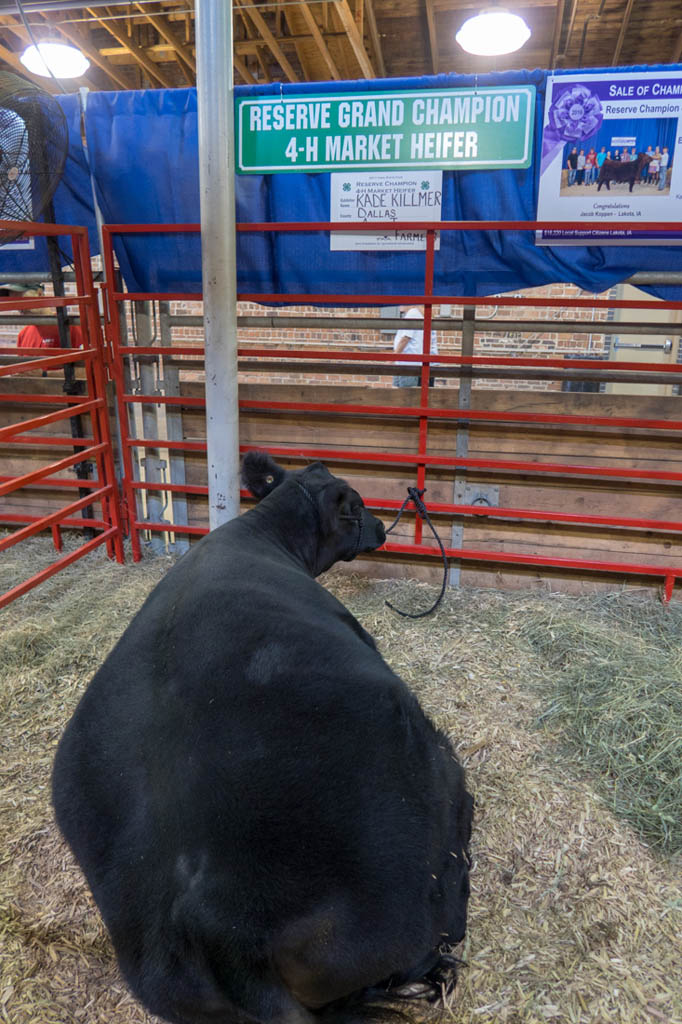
[395,334,411,354]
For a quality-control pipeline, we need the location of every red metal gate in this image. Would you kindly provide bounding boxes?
[100,218,682,601]
[0,222,124,610]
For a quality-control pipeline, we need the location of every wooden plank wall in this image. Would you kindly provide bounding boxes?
[3,373,681,596]
[180,381,682,596]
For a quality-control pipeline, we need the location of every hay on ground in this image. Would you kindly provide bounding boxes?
[1,536,681,1024]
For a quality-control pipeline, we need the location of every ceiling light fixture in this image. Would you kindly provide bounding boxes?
[20,40,90,79]
[456,8,531,57]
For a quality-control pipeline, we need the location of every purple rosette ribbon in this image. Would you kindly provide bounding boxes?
[541,84,603,175]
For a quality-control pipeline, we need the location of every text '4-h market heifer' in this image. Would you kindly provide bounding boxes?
[52,453,473,1024]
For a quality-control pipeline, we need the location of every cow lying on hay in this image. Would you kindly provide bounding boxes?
[52,453,474,1024]
[597,152,652,192]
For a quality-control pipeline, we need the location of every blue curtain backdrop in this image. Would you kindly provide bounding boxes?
[3,67,682,301]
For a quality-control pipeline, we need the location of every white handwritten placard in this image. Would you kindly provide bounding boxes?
[330,170,442,251]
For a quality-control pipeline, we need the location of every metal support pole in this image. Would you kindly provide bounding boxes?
[449,306,475,587]
[159,301,190,554]
[196,0,240,529]
[134,301,167,555]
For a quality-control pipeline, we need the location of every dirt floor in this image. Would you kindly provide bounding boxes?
[1,536,681,1024]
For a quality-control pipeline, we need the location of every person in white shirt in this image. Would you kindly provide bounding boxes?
[392,305,438,387]
[659,147,670,190]
[650,148,661,185]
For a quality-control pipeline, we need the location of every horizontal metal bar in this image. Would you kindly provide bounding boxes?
[124,439,682,485]
[0,0,133,12]
[234,219,682,234]
[0,474,103,490]
[0,392,93,404]
[0,295,90,312]
[626,272,682,284]
[104,223,201,234]
[120,390,682,430]
[244,443,682,483]
[381,541,681,582]
[235,359,682,386]
[0,513,108,529]
[0,345,69,354]
[234,314,681,338]
[0,221,87,237]
[111,289,682,310]
[0,272,99,285]
[0,442,106,497]
[106,220,682,235]
[0,528,117,611]
[0,317,86,328]
[2,434,95,447]
[118,343,682,374]
[131,480,209,496]
[126,437,207,452]
[128,481,682,534]
[0,312,676,339]
[239,398,682,432]
[133,520,208,536]
[0,486,113,555]
[240,292,682,311]
[110,291,203,302]
[0,398,102,441]
[0,348,95,378]
[374,499,682,533]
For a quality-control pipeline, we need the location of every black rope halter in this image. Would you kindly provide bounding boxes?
[384,487,449,619]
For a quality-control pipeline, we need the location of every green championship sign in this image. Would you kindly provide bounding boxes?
[236,86,535,174]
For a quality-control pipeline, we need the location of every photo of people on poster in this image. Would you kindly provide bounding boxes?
[537,70,682,245]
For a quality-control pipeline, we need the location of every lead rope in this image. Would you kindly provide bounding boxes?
[384,487,449,619]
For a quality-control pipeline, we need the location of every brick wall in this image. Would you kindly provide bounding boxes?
[1,281,618,392]
[169,282,618,392]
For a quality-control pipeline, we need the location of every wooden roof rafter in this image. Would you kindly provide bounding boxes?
[549,0,566,67]
[132,1,195,84]
[234,52,257,84]
[333,0,375,78]
[611,0,636,65]
[298,1,342,81]
[364,0,385,78]
[281,0,315,82]
[233,6,268,84]
[85,4,176,88]
[235,0,299,82]
[671,24,682,63]
[254,47,272,82]
[424,0,438,75]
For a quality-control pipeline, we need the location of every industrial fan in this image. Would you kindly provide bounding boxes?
[0,69,68,244]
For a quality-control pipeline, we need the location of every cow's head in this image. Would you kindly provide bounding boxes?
[241,451,386,575]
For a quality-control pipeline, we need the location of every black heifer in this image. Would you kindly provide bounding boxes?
[597,152,652,192]
[52,453,473,1024]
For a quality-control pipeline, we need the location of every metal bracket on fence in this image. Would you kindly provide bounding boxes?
[613,338,674,353]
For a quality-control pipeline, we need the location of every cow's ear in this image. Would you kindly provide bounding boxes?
[241,451,287,500]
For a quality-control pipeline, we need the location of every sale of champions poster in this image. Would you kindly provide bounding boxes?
[536,70,682,245]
